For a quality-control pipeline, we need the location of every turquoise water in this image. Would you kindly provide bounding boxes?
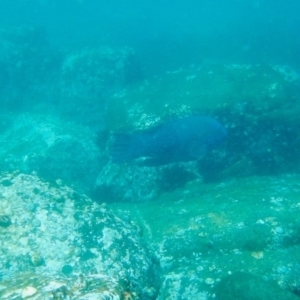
[0,1,300,299]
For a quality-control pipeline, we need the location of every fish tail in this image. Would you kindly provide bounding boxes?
[110,133,136,163]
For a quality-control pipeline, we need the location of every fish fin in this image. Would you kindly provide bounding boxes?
[138,156,172,167]
[110,133,136,163]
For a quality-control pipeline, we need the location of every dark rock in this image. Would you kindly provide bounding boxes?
[0,215,11,227]
[215,272,299,300]
[59,46,142,127]
[0,113,102,194]
[94,161,199,202]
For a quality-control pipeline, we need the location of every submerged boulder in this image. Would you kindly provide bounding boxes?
[117,174,300,299]
[94,161,199,202]
[0,113,102,193]
[215,272,298,300]
[104,63,300,184]
[0,172,159,299]
[59,46,142,127]
[105,64,296,132]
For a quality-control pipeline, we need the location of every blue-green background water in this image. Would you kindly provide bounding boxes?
[1,0,300,299]
[1,0,300,73]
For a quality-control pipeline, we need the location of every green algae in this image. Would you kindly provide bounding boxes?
[104,62,300,296]
[106,64,290,131]
[111,174,300,240]
[104,63,300,180]
[108,174,300,295]
[215,272,299,300]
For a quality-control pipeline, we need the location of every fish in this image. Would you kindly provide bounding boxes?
[110,115,227,166]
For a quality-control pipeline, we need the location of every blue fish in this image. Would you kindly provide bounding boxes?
[110,116,227,166]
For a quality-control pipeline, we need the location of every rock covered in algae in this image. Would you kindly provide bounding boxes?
[0,172,159,299]
[94,161,199,202]
[0,273,124,299]
[122,174,300,299]
[0,113,102,193]
[105,63,296,132]
[59,46,142,126]
[104,63,300,182]
[214,272,299,300]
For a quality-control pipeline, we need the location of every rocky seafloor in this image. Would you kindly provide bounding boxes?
[2,172,300,299]
[0,172,159,299]
[110,174,300,299]
[1,25,300,299]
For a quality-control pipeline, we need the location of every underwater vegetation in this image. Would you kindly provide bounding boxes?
[1,24,300,299]
[95,62,300,202]
[0,172,159,299]
[59,46,142,127]
[118,174,300,299]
